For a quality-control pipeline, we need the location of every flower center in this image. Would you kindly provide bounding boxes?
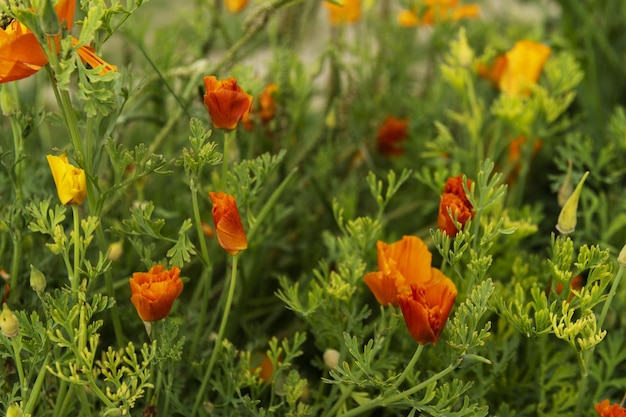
[0,12,15,30]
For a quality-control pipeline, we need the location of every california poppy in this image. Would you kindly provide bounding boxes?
[324,0,361,26]
[46,154,87,205]
[398,268,457,345]
[506,135,542,184]
[364,236,433,307]
[478,40,551,96]
[595,399,626,417]
[258,83,279,125]
[203,76,253,130]
[376,116,409,156]
[224,0,248,13]
[0,0,115,83]
[129,265,184,322]
[437,175,474,237]
[209,191,248,255]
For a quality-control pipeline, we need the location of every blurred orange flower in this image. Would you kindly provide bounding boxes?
[258,83,279,125]
[377,116,409,156]
[224,0,248,13]
[203,76,253,130]
[0,0,115,83]
[437,175,474,237]
[209,192,248,255]
[398,268,457,345]
[364,236,433,306]
[595,400,626,417]
[324,0,361,26]
[129,265,184,322]
[397,0,479,27]
[478,40,551,96]
[507,135,542,183]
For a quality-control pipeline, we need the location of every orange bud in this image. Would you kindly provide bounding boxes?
[209,192,248,255]
[203,76,253,130]
[129,265,183,322]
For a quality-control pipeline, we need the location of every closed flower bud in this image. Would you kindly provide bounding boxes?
[1,85,17,116]
[1,303,19,338]
[556,171,589,235]
[40,0,61,35]
[107,241,124,262]
[6,404,23,417]
[29,264,47,292]
[618,243,626,268]
[323,348,340,369]
[102,408,123,417]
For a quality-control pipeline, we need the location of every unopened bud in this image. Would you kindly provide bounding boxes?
[1,303,19,338]
[107,241,124,262]
[29,264,47,292]
[323,348,340,369]
[557,160,574,207]
[6,404,23,417]
[102,407,123,417]
[40,0,60,35]
[556,171,589,235]
[618,244,626,268]
[1,85,17,116]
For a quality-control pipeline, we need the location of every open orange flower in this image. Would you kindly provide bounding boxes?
[129,265,184,322]
[0,0,115,83]
[377,116,409,156]
[478,40,551,96]
[595,400,626,417]
[324,0,361,26]
[203,76,253,130]
[209,192,248,255]
[437,175,474,237]
[364,236,432,306]
[398,268,457,345]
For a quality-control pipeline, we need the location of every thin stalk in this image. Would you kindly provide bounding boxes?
[23,354,51,415]
[337,363,457,417]
[8,231,22,304]
[222,130,235,190]
[52,380,70,417]
[598,264,624,330]
[12,338,26,395]
[394,344,425,388]
[72,205,81,293]
[192,255,240,416]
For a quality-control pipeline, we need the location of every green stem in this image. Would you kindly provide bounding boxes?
[394,344,425,388]
[246,167,299,242]
[23,354,51,415]
[598,263,624,330]
[72,205,81,293]
[191,180,211,267]
[325,385,355,417]
[52,380,70,417]
[8,231,22,304]
[192,254,240,416]
[12,338,26,395]
[222,130,235,190]
[337,363,457,417]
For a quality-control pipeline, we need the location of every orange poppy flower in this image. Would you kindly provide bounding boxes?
[595,400,626,417]
[398,268,457,345]
[397,10,420,27]
[478,40,551,96]
[209,191,248,255]
[129,265,184,322]
[324,0,361,26]
[364,236,433,307]
[437,175,475,237]
[258,83,279,125]
[203,76,253,130]
[224,0,248,13]
[506,135,542,184]
[0,0,115,83]
[376,116,409,156]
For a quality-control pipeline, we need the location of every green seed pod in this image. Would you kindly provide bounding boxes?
[30,264,47,292]
[618,243,626,268]
[39,0,60,35]
[1,303,19,338]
